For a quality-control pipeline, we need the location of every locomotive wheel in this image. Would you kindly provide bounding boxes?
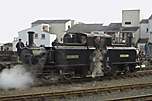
[59,70,73,81]
[123,66,130,74]
[110,65,121,76]
[40,75,60,84]
[129,65,136,72]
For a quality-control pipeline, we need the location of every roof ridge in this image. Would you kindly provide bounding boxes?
[32,19,71,24]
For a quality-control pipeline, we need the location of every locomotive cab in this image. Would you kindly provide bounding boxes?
[63,33,87,45]
[63,32,112,47]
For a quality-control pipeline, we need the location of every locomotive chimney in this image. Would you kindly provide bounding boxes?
[28,31,34,47]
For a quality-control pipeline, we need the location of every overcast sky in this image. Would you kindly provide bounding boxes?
[0,0,152,43]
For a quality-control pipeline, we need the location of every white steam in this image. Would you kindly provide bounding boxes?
[0,65,33,89]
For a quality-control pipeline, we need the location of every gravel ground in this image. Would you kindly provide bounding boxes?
[0,74,152,97]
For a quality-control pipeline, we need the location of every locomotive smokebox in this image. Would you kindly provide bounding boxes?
[28,31,34,47]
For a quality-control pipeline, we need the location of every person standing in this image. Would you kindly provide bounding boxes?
[90,49,104,78]
[90,36,105,78]
[16,39,24,61]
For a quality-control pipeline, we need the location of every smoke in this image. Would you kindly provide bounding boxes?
[0,65,33,89]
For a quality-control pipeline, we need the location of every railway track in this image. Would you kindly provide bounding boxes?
[0,83,152,101]
[109,94,152,101]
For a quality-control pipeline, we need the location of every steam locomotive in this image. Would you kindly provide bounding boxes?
[20,31,138,81]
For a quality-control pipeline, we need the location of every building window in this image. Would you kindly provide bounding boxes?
[40,45,45,47]
[42,24,49,32]
[35,33,38,39]
[125,22,131,25]
[146,28,149,33]
[41,34,45,39]
[68,25,70,29]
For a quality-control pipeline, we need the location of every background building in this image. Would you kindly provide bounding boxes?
[12,10,143,51]
[14,20,79,51]
[31,20,79,43]
[122,10,140,27]
[13,24,56,51]
[18,24,56,47]
[148,15,152,43]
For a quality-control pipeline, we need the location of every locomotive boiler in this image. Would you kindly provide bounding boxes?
[20,31,138,81]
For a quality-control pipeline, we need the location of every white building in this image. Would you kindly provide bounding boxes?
[12,24,56,51]
[122,10,140,45]
[148,15,152,43]
[122,10,140,27]
[14,20,80,51]
[139,19,149,39]
[104,10,140,45]
[31,20,78,43]
[139,15,152,43]
[137,15,152,53]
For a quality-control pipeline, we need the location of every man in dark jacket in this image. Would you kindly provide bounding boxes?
[16,39,24,57]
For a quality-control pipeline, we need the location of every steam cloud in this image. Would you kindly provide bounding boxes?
[0,65,33,89]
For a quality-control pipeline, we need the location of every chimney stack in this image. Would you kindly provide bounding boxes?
[28,31,34,47]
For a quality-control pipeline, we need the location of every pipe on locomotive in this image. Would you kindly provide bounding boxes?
[127,32,133,47]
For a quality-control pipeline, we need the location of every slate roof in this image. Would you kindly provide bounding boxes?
[67,24,105,33]
[109,23,122,27]
[67,23,139,33]
[32,20,71,25]
[137,38,148,43]
[104,23,122,32]
[107,23,138,32]
[140,19,149,24]
[122,27,139,32]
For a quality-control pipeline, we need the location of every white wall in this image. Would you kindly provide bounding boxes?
[140,23,149,39]
[138,19,152,43]
[34,32,51,47]
[50,23,65,42]
[148,19,152,43]
[133,29,140,44]
[122,10,140,27]
[149,19,152,32]
[49,21,73,43]
[31,23,66,43]
[31,20,76,43]
[18,24,56,47]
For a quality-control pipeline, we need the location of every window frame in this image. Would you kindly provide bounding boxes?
[41,34,45,39]
[146,28,149,33]
[125,22,131,25]
[34,33,38,39]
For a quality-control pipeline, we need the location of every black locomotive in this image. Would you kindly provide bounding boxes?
[20,31,138,81]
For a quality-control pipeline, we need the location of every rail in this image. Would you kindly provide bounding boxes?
[109,94,152,101]
[0,83,152,101]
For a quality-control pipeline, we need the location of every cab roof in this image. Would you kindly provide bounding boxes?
[65,32,112,38]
